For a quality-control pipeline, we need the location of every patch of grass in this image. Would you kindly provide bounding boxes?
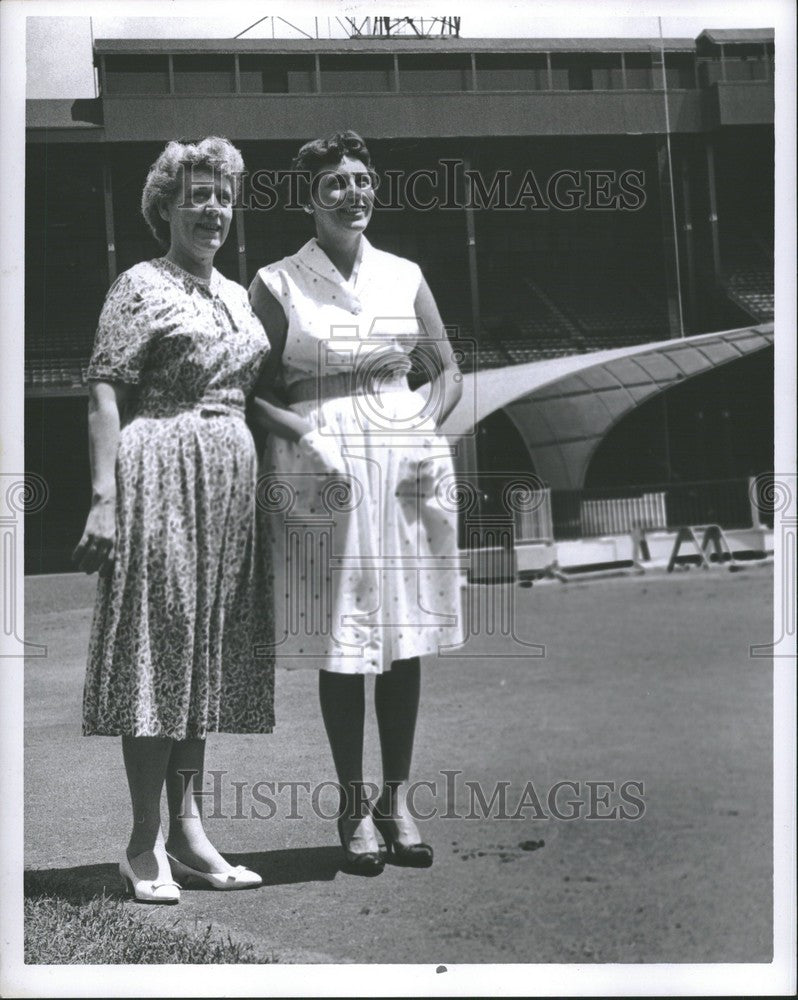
[24,873,274,965]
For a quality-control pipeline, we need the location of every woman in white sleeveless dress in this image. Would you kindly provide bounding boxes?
[249,132,464,875]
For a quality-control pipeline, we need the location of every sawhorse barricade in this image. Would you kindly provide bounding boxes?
[667,524,739,572]
[631,524,651,572]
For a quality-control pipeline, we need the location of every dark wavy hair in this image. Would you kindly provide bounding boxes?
[291,130,377,189]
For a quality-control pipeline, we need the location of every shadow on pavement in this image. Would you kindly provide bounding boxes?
[223,847,342,886]
[25,847,342,902]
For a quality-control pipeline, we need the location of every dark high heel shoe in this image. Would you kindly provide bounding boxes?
[372,813,434,868]
[337,817,385,877]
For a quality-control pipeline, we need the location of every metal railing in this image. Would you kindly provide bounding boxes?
[551,476,771,541]
[515,488,554,543]
[457,475,773,549]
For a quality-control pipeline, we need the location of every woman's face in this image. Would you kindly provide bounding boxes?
[160,167,234,261]
[310,156,374,241]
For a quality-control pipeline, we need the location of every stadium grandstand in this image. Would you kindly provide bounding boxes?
[25,27,775,573]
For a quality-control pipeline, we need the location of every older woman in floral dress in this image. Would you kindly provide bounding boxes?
[74,137,272,903]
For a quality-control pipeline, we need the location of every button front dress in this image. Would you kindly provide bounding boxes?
[82,257,274,738]
[254,238,464,674]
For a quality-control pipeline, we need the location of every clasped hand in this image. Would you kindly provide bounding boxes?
[72,497,116,575]
[297,428,348,476]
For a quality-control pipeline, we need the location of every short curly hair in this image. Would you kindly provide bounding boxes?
[291,130,377,202]
[141,136,245,247]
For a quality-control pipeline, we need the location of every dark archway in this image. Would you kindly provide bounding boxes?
[585,348,773,489]
[460,408,540,549]
[476,407,538,510]
[578,348,773,532]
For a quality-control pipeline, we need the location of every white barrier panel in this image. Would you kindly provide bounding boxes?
[515,488,553,542]
[580,492,667,537]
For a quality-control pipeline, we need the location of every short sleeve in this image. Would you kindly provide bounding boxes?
[86,270,157,385]
[252,265,285,304]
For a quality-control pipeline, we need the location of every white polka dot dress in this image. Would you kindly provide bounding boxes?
[253,238,464,674]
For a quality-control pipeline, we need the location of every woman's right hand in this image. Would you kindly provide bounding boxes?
[72,495,116,575]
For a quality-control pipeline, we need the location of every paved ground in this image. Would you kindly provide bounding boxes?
[24,567,773,964]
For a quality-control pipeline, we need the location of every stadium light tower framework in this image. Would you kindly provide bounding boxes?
[341,16,461,37]
[235,15,461,39]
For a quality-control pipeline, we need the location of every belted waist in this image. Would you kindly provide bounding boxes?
[135,399,246,420]
[287,371,411,405]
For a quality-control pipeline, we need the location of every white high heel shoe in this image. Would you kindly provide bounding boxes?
[119,854,181,905]
[166,852,262,890]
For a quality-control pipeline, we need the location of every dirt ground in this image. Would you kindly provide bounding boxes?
[24,567,773,964]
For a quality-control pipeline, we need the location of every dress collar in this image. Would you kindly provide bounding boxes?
[158,256,221,296]
[295,236,373,291]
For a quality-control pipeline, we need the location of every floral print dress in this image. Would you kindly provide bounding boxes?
[82,257,274,738]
